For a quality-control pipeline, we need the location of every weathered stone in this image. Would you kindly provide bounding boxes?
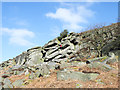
[26,47,43,66]
[3,78,13,88]
[45,51,60,60]
[54,54,65,59]
[25,69,29,76]
[12,65,22,70]
[41,65,50,75]
[55,64,60,70]
[88,62,112,72]
[52,58,67,63]
[0,83,2,90]
[35,70,42,77]
[35,63,50,76]
[87,56,107,63]
[0,23,119,88]
[29,72,36,79]
[57,70,99,81]
[46,48,59,56]
[71,62,86,67]
[14,71,24,75]
[12,79,25,87]
[60,46,73,54]
[0,77,3,83]
[60,63,72,69]
[47,62,56,70]
[102,37,120,55]
[28,67,36,72]
[16,52,27,65]
[105,53,118,64]
[43,40,58,49]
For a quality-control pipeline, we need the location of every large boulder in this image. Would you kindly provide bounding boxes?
[57,70,99,81]
[12,79,25,88]
[0,77,3,82]
[15,51,27,65]
[26,47,44,66]
[3,78,13,88]
[102,37,120,56]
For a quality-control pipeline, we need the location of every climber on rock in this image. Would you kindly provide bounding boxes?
[59,44,62,49]
[60,45,62,47]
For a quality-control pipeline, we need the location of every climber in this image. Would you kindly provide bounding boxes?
[59,44,62,49]
[60,45,62,47]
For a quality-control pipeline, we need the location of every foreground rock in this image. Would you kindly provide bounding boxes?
[87,62,113,72]
[3,78,13,88]
[57,70,99,81]
[12,79,25,88]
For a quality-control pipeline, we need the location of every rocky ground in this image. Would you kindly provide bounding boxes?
[0,23,119,89]
[0,54,119,88]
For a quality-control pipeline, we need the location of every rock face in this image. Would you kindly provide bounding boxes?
[1,23,119,67]
[0,23,119,88]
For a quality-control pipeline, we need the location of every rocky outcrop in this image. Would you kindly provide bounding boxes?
[0,23,119,88]
[1,23,119,67]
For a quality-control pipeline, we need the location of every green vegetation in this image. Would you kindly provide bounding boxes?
[58,29,69,41]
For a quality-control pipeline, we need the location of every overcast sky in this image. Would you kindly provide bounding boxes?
[1,2,118,63]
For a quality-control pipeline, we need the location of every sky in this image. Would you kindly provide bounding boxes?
[1,2,118,63]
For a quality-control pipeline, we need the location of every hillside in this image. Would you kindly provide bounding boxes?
[0,23,120,88]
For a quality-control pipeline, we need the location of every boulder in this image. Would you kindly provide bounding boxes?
[88,62,112,72]
[13,71,24,75]
[35,63,50,77]
[11,65,22,70]
[0,77,3,82]
[57,70,99,81]
[12,79,25,88]
[47,62,57,70]
[41,64,50,76]
[29,72,36,79]
[16,52,27,65]
[3,78,13,88]
[25,69,29,76]
[71,62,86,67]
[35,70,42,78]
[0,82,2,89]
[106,52,118,64]
[102,37,120,55]
[26,47,43,66]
